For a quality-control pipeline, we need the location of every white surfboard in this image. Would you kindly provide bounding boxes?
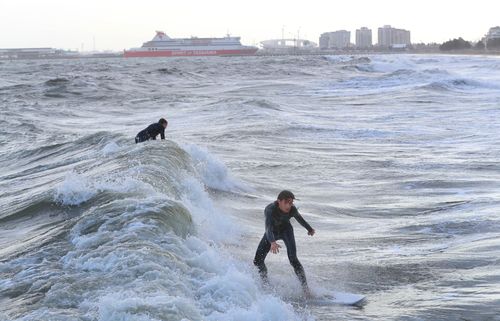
[261,280,366,307]
[306,291,366,306]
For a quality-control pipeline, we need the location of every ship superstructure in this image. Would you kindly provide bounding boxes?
[124,31,258,57]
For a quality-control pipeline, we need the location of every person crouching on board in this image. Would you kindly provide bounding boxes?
[135,118,168,143]
[253,190,316,296]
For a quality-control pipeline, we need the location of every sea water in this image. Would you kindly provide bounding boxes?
[1,54,500,320]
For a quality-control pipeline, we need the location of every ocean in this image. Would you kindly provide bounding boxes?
[1,54,500,320]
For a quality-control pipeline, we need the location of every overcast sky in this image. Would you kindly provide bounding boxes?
[1,0,498,51]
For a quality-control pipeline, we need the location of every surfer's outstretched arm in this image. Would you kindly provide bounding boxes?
[293,210,315,236]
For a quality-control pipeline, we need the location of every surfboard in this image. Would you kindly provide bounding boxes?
[305,291,366,306]
[260,280,366,307]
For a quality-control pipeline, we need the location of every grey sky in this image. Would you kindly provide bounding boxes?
[1,0,498,50]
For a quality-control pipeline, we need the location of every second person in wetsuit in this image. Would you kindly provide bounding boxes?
[135,118,168,143]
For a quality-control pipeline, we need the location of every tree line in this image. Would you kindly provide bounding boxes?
[440,37,500,51]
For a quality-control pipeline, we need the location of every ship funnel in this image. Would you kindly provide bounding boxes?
[153,31,171,41]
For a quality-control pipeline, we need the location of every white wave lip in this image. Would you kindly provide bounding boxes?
[53,171,155,206]
[53,172,97,205]
[182,143,250,192]
[101,141,122,156]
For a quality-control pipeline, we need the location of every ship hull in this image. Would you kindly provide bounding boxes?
[124,48,258,58]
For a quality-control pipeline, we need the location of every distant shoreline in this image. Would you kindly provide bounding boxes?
[1,49,499,61]
[256,49,500,57]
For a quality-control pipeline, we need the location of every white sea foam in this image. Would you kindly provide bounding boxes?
[53,171,156,206]
[58,209,305,321]
[181,143,249,192]
[49,160,304,321]
[179,174,241,243]
[53,172,96,205]
[206,295,311,321]
[95,292,200,321]
[101,141,122,156]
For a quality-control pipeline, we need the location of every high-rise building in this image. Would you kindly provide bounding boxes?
[356,27,372,48]
[486,26,500,40]
[330,30,351,49]
[485,26,500,49]
[378,25,411,48]
[378,25,392,47]
[319,30,351,49]
[319,33,330,49]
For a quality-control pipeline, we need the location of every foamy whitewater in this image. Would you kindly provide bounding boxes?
[1,54,500,320]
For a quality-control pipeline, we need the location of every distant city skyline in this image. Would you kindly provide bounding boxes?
[0,0,498,51]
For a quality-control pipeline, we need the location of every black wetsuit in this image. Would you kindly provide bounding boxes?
[135,123,165,143]
[253,201,314,288]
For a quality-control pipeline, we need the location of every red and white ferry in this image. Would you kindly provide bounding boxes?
[124,31,258,58]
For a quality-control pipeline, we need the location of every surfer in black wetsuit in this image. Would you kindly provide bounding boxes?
[253,190,315,296]
[135,118,168,143]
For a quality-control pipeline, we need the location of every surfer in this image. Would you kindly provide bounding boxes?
[135,118,168,143]
[253,190,315,296]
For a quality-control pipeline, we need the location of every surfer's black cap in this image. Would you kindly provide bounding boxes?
[277,190,296,200]
[159,118,168,125]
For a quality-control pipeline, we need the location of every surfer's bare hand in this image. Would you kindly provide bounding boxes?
[308,229,315,236]
[270,241,281,254]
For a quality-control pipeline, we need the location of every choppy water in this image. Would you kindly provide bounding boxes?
[1,54,500,321]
